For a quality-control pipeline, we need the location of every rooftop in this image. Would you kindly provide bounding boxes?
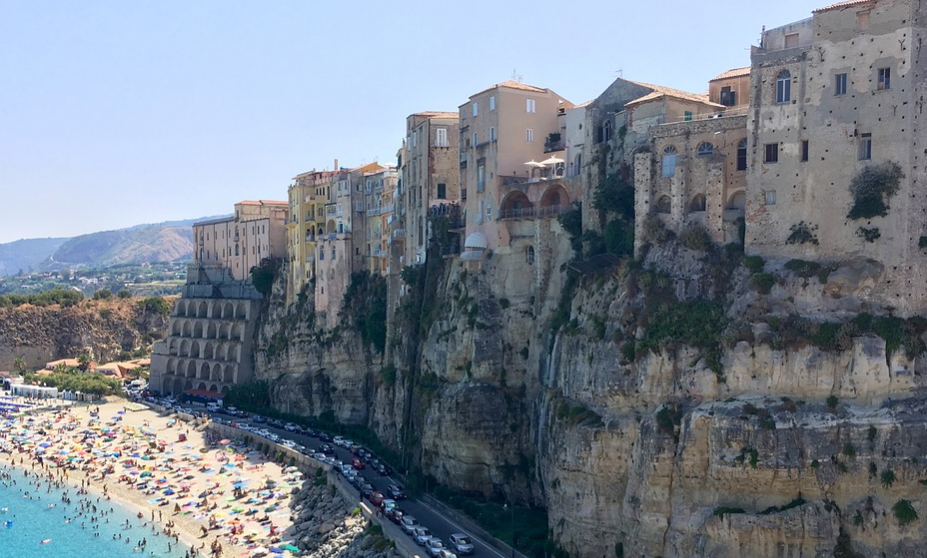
[237,200,288,206]
[412,111,459,119]
[472,79,549,98]
[710,67,751,82]
[813,0,877,13]
[625,81,723,108]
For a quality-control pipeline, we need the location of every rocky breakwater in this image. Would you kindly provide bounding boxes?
[289,471,399,558]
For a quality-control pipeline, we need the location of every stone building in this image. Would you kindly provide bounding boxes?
[363,165,398,276]
[458,81,575,256]
[400,112,460,267]
[744,0,927,315]
[193,200,288,282]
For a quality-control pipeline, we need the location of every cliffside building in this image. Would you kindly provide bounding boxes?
[286,169,337,306]
[149,200,287,397]
[363,165,398,276]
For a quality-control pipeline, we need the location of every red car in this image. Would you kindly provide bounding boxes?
[368,491,385,507]
[352,458,365,470]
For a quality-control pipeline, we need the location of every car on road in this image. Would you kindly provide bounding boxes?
[448,533,474,555]
[333,436,346,447]
[318,432,332,443]
[436,551,458,558]
[425,537,447,557]
[384,506,405,524]
[284,423,298,432]
[380,498,396,512]
[368,491,385,507]
[252,415,267,423]
[376,463,392,476]
[360,483,375,499]
[413,527,432,546]
[318,444,335,455]
[351,458,365,470]
[400,516,420,535]
[387,484,406,499]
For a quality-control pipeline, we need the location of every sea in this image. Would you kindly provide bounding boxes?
[0,465,187,558]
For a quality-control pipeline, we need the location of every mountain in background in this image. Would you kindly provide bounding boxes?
[0,215,228,275]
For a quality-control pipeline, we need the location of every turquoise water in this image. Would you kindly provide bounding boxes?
[0,465,188,558]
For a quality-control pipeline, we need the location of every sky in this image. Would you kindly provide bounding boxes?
[0,0,819,244]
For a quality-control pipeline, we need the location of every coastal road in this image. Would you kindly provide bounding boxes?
[197,409,512,558]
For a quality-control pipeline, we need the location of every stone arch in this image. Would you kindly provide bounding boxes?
[203,341,215,360]
[209,301,221,319]
[197,301,208,318]
[727,191,746,210]
[166,358,177,375]
[500,191,533,219]
[186,360,197,379]
[540,184,570,209]
[194,321,204,338]
[223,365,235,384]
[655,195,672,214]
[690,194,707,212]
[182,320,193,338]
[230,344,241,362]
[209,384,219,394]
[168,338,179,356]
[192,340,203,359]
[231,323,244,341]
[223,302,234,319]
[171,320,182,336]
[179,339,191,358]
[206,322,217,339]
[173,377,185,395]
[198,362,210,381]
[526,245,536,265]
[327,220,337,234]
[236,302,247,319]
[220,385,229,394]
[183,380,193,392]
[211,364,222,382]
[696,142,714,157]
[197,382,207,392]
[662,145,678,177]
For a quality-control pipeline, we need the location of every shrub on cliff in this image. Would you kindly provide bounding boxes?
[638,299,727,372]
[250,258,279,296]
[139,296,171,316]
[893,499,918,526]
[847,162,903,220]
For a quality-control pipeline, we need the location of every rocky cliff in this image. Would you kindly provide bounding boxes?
[0,297,171,370]
[255,223,927,558]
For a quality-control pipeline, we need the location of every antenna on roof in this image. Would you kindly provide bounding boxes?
[511,68,523,83]
[615,68,623,77]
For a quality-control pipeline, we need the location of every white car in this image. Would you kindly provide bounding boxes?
[284,423,297,432]
[426,537,446,557]
[400,516,420,535]
[333,436,346,447]
[413,527,432,546]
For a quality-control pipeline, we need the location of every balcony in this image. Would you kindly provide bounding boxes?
[325,206,337,217]
[499,204,571,220]
[367,205,394,217]
[392,229,407,239]
[544,133,564,153]
[459,152,468,166]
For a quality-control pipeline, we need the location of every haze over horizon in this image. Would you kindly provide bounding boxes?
[0,0,817,244]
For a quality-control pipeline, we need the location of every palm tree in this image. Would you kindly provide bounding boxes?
[77,350,92,372]
[13,356,26,374]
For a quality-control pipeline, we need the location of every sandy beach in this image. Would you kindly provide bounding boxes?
[0,398,305,557]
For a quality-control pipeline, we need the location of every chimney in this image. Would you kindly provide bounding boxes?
[334,158,339,171]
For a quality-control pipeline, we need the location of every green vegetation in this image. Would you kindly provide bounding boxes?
[0,262,188,298]
[743,255,765,274]
[786,221,819,245]
[593,173,634,221]
[847,161,903,220]
[783,259,831,283]
[23,369,122,396]
[0,288,84,308]
[249,258,279,296]
[881,469,896,488]
[139,296,171,315]
[759,496,806,515]
[842,443,857,459]
[826,395,839,410]
[833,529,865,558]
[762,313,927,359]
[892,499,918,526]
[92,288,112,300]
[342,271,387,353]
[856,227,881,243]
[603,219,634,257]
[638,299,727,374]
[749,273,776,295]
[555,399,604,428]
[679,225,712,252]
[712,506,746,518]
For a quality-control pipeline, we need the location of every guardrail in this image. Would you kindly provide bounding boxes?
[421,494,528,558]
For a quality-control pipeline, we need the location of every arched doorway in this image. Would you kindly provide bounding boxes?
[500,191,533,219]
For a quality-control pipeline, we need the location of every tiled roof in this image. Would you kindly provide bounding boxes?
[412,111,459,119]
[472,80,549,97]
[238,200,288,206]
[813,0,875,13]
[710,67,751,82]
[626,81,724,108]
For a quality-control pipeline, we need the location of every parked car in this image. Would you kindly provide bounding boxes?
[376,463,392,476]
[332,436,345,447]
[252,415,267,424]
[426,537,447,557]
[387,484,406,499]
[318,432,333,443]
[368,492,385,507]
[360,483,375,499]
[351,458,365,470]
[436,550,458,558]
[400,516,420,535]
[385,506,405,524]
[448,533,474,555]
[284,423,298,432]
[318,444,335,455]
[413,527,433,546]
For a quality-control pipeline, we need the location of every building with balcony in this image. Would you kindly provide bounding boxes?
[398,112,460,267]
[458,81,574,257]
[286,168,337,306]
[193,200,288,281]
[363,165,398,276]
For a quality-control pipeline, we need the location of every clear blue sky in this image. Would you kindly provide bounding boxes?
[0,0,817,244]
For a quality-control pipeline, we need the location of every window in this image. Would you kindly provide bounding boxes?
[801,140,809,162]
[437,183,446,199]
[526,99,536,113]
[736,139,748,171]
[435,128,448,147]
[684,111,693,122]
[331,247,336,260]
[776,70,791,104]
[526,129,534,143]
[486,204,492,221]
[602,120,612,142]
[412,131,417,147]
[857,10,870,29]
[858,133,872,160]
[764,143,779,163]
[526,246,535,265]
[719,86,736,107]
[661,146,677,177]
[477,162,485,192]
[489,96,495,111]
[472,132,478,146]
[764,190,777,206]
[477,200,484,224]
[835,73,847,95]
[784,33,800,48]
[878,67,891,90]
[319,250,324,260]
[490,127,496,141]
[472,103,478,117]
[696,142,714,157]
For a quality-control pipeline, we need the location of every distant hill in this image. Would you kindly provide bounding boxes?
[0,215,229,275]
[0,237,69,276]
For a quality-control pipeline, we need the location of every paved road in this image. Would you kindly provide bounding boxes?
[195,408,510,558]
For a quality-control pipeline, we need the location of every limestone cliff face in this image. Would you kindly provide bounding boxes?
[0,298,169,369]
[258,237,927,558]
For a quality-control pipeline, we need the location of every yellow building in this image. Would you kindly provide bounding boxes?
[363,165,398,275]
[286,169,337,306]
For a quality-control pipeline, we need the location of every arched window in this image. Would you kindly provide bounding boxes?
[603,121,613,143]
[526,246,536,265]
[776,70,791,104]
[661,146,677,177]
[655,195,672,214]
[690,194,707,212]
[573,153,582,177]
[696,142,714,157]
[736,138,748,171]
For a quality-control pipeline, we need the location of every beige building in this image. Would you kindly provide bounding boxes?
[194,200,288,282]
[400,112,461,266]
[744,0,927,315]
[285,169,337,306]
[458,81,575,256]
[363,165,398,276]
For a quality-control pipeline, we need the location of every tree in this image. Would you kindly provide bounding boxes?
[117,289,132,299]
[77,350,92,372]
[13,356,26,374]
